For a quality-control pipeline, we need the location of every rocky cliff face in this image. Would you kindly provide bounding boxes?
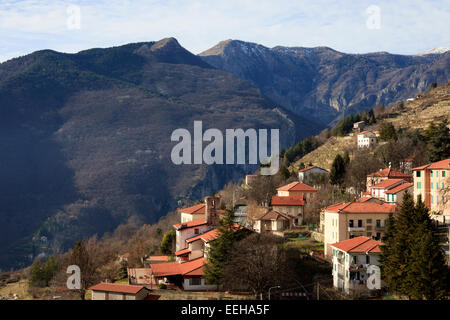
[199,40,450,125]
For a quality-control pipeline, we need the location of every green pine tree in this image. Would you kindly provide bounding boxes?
[380,192,415,296]
[204,212,243,286]
[408,198,448,299]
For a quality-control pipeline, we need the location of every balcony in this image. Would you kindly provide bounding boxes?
[348,226,365,232]
[349,263,369,271]
[375,225,385,231]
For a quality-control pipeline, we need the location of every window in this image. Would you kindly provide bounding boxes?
[367,226,372,231]
[443,183,445,190]
[353,256,357,264]
[366,256,370,264]
[358,220,363,227]
[416,171,421,178]
[443,171,446,177]
[194,228,199,235]
[349,220,354,227]
[366,219,372,224]
[431,171,433,178]
[190,278,201,286]
[436,182,439,190]
[431,195,434,204]
[417,182,421,189]
[376,219,381,227]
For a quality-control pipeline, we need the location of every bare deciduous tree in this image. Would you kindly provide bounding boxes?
[223,233,293,299]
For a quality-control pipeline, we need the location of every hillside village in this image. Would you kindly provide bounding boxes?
[86,84,450,300]
[1,83,449,301]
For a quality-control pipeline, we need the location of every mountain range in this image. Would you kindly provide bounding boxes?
[0,37,448,269]
[199,40,450,125]
[0,38,315,269]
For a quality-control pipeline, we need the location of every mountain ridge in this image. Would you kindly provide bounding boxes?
[199,39,450,126]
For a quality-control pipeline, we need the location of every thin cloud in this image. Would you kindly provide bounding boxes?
[0,0,449,62]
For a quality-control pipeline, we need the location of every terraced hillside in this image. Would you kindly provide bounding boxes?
[291,135,356,171]
[291,82,450,171]
[384,83,450,131]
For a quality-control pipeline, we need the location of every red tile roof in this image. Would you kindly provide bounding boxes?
[385,183,413,194]
[89,283,147,294]
[357,196,376,202]
[175,248,191,256]
[277,181,317,192]
[322,200,397,214]
[413,159,450,171]
[177,203,205,215]
[186,228,219,244]
[370,179,406,189]
[150,257,206,277]
[358,130,376,135]
[186,223,243,244]
[367,168,411,179]
[257,210,292,221]
[298,165,327,173]
[331,236,383,253]
[173,218,207,230]
[146,255,170,261]
[271,196,305,206]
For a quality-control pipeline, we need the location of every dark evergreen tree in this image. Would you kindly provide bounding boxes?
[424,119,450,162]
[368,109,376,124]
[204,212,244,286]
[408,198,448,299]
[329,154,346,186]
[380,192,415,296]
[379,122,398,141]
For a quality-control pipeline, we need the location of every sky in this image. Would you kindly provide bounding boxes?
[0,0,449,62]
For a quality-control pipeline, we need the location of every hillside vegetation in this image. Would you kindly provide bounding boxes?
[292,82,450,171]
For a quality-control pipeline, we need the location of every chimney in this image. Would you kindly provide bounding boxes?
[205,195,221,226]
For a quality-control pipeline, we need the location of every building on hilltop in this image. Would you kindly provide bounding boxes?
[357,131,377,149]
[297,165,329,184]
